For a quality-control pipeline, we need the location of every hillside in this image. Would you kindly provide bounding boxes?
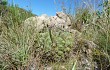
[0,5,35,34]
[0,5,35,17]
[0,4,35,27]
[0,2,110,70]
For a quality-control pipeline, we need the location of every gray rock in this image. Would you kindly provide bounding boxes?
[49,12,71,29]
[24,14,49,32]
[23,12,72,32]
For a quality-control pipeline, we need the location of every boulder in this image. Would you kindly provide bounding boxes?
[23,12,72,32]
[56,12,71,26]
[24,14,49,32]
[49,12,71,29]
[49,16,65,28]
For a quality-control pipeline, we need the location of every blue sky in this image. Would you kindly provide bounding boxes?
[7,0,64,16]
[7,0,102,16]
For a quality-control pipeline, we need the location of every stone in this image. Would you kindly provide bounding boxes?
[24,14,49,32]
[49,12,71,30]
[23,12,72,32]
[56,12,71,25]
[45,66,53,70]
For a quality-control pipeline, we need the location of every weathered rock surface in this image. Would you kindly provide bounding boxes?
[24,14,49,32]
[23,12,71,32]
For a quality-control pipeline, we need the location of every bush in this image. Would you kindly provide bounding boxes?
[0,0,7,5]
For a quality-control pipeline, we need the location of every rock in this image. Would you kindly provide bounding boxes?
[61,66,67,70]
[49,16,65,28]
[24,14,49,32]
[85,40,97,49]
[56,12,71,26]
[76,39,97,70]
[23,12,72,32]
[49,12,71,29]
[45,66,53,70]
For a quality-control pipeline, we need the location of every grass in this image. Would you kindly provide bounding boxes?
[0,0,110,70]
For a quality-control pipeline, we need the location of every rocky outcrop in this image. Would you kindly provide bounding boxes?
[49,12,71,29]
[23,12,71,32]
[24,14,49,32]
[22,12,99,70]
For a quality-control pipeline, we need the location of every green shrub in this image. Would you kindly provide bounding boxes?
[0,0,7,5]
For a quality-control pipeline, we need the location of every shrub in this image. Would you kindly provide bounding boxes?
[0,0,7,5]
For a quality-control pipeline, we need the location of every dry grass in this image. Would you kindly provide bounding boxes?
[0,0,110,70]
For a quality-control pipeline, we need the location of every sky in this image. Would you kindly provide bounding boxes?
[7,0,64,16]
[7,0,102,16]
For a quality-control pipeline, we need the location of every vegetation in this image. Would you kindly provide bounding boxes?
[0,0,110,70]
[0,0,7,5]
